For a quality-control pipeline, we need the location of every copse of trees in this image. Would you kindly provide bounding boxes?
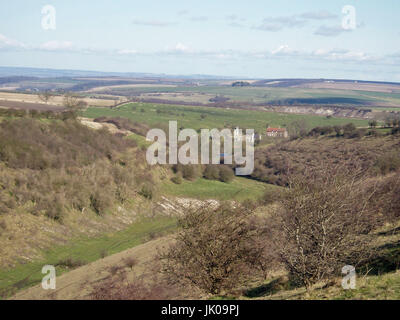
[384,114,400,128]
[232,81,251,87]
[204,164,234,183]
[369,119,378,128]
[0,106,79,121]
[171,164,236,184]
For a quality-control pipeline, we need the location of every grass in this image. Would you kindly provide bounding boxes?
[83,102,370,134]
[161,177,277,201]
[251,272,400,300]
[126,132,151,148]
[0,216,177,299]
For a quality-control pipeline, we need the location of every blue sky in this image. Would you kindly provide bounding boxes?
[0,0,399,80]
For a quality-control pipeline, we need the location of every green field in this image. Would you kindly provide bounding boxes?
[162,177,277,201]
[83,102,369,133]
[0,216,177,298]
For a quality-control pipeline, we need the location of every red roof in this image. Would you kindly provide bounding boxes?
[267,128,286,132]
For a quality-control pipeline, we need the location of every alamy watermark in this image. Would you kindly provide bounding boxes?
[41,5,56,30]
[146,121,255,175]
[342,5,357,30]
[341,265,356,290]
[42,265,56,290]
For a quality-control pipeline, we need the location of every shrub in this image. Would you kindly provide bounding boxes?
[138,184,154,200]
[160,204,264,295]
[124,257,137,270]
[219,166,234,183]
[90,189,114,215]
[368,171,400,223]
[374,153,400,175]
[171,173,183,185]
[277,168,377,288]
[203,165,220,180]
[343,123,357,138]
[174,164,200,181]
[100,249,108,259]
[56,258,86,269]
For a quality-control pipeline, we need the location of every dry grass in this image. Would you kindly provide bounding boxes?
[11,235,200,300]
[0,92,116,107]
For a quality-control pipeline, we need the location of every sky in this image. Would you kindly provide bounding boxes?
[0,0,399,81]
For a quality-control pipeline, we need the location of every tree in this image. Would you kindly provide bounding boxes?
[288,120,308,139]
[63,93,87,117]
[38,91,53,104]
[343,123,357,138]
[368,120,378,128]
[160,204,263,295]
[277,167,378,288]
[384,115,397,128]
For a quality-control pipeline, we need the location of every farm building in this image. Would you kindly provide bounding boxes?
[266,127,289,138]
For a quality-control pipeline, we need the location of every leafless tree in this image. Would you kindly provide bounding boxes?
[38,91,53,104]
[276,166,379,288]
[160,203,265,295]
[63,93,88,116]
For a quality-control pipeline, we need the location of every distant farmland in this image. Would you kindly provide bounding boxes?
[93,84,400,108]
[83,102,370,133]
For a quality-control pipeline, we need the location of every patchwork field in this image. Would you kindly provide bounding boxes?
[92,84,400,108]
[83,102,370,133]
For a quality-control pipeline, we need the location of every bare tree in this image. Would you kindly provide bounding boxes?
[63,93,88,117]
[38,91,53,104]
[276,166,378,288]
[160,203,265,295]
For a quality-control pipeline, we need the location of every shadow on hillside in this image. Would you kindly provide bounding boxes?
[360,240,400,276]
[377,226,400,237]
[244,276,296,298]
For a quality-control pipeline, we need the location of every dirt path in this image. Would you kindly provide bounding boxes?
[12,236,173,300]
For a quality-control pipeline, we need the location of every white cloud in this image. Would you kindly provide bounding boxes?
[0,33,26,49]
[310,48,374,62]
[255,16,306,31]
[132,19,176,27]
[226,14,246,22]
[163,42,191,54]
[314,25,351,37]
[228,22,246,28]
[117,49,138,55]
[254,11,338,32]
[190,16,208,22]
[300,11,338,20]
[39,40,74,51]
[271,45,298,56]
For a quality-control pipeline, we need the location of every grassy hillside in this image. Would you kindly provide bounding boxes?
[161,177,277,202]
[0,216,177,299]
